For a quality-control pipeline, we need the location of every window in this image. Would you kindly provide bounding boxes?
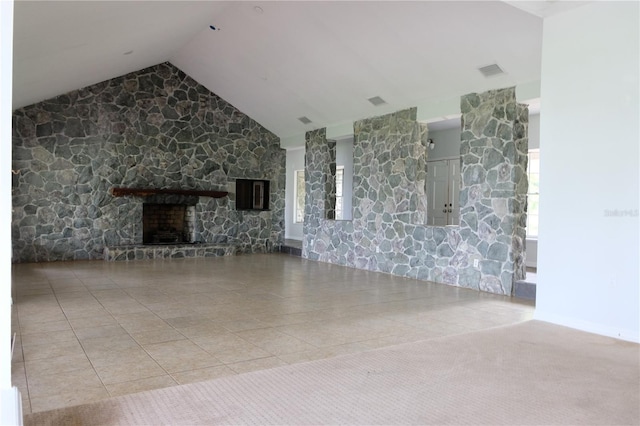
[335,166,344,220]
[294,170,305,223]
[526,149,540,238]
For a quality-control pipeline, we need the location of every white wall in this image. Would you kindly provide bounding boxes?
[426,127,461,161]
[285,148,305,240]
[0,0,12,390]
[525,113,540,268]
[535,2,639,342]
[336,137,354,220]
[525,239,538,269]
[1,1,23,424]
[528,113,540,150]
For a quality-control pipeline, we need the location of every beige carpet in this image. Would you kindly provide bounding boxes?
[24,321,639,425]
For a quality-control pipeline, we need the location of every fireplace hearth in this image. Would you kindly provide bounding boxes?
[142,204,195,245]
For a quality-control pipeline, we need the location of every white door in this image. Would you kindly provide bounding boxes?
[448,159,460,225]
[427,160,449,226]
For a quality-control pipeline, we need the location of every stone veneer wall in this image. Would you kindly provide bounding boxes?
[302,88,528,295]
[325,140,337,220]
[303,128,338,253]
[512,104,529,281]
[12,62,285,262]
[458,89,529,290]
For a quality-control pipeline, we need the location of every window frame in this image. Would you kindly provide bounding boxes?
[335,166,344,220]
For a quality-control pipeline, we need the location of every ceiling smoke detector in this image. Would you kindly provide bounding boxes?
[298,116,312,124]
[368,96,387,106]
[478,64,505,77]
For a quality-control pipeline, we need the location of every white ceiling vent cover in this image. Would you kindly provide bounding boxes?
[478,64,505,77]
[298,116,312,124]
[368,96,387,106]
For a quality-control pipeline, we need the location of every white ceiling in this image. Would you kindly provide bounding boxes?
[13,1,226,107]
[13,1,579,147]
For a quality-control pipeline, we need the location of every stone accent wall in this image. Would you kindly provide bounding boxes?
[513,104,529,281]
[12,62,285,262]
[302,88,528,295]
[302,128,336,258]
[104,243,236,262]
[458,88,529,293]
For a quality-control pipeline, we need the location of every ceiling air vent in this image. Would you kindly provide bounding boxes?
[298,116,312,124]
[478,64,505,77]
[368,96,387,106]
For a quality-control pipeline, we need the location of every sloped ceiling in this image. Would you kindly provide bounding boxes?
[13,1,556,148]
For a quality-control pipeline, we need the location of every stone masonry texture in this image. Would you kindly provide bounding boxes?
[302,88,528,295]
[12,62,285,262]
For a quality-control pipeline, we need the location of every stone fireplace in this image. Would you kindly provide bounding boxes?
[142,204,195,245]
[103,192,240,260]
[11,62,285,263]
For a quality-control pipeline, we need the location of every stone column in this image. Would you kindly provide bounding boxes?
[458,87,528,295]
[512,104,529,282]
[325,140,337,220]
[302,128,330,259]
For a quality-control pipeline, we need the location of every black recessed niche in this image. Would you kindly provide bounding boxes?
[236,179,270,211]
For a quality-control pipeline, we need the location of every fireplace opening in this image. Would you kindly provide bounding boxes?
[142,204,195,245]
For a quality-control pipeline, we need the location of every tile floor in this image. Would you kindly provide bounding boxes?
[11,254,534,414]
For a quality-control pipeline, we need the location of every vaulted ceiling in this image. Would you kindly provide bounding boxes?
[12,1,584,148]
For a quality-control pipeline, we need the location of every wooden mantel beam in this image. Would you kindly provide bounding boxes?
[111,187,228,198]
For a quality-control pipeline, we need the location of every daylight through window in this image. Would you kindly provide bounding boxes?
[335,166,344,220]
